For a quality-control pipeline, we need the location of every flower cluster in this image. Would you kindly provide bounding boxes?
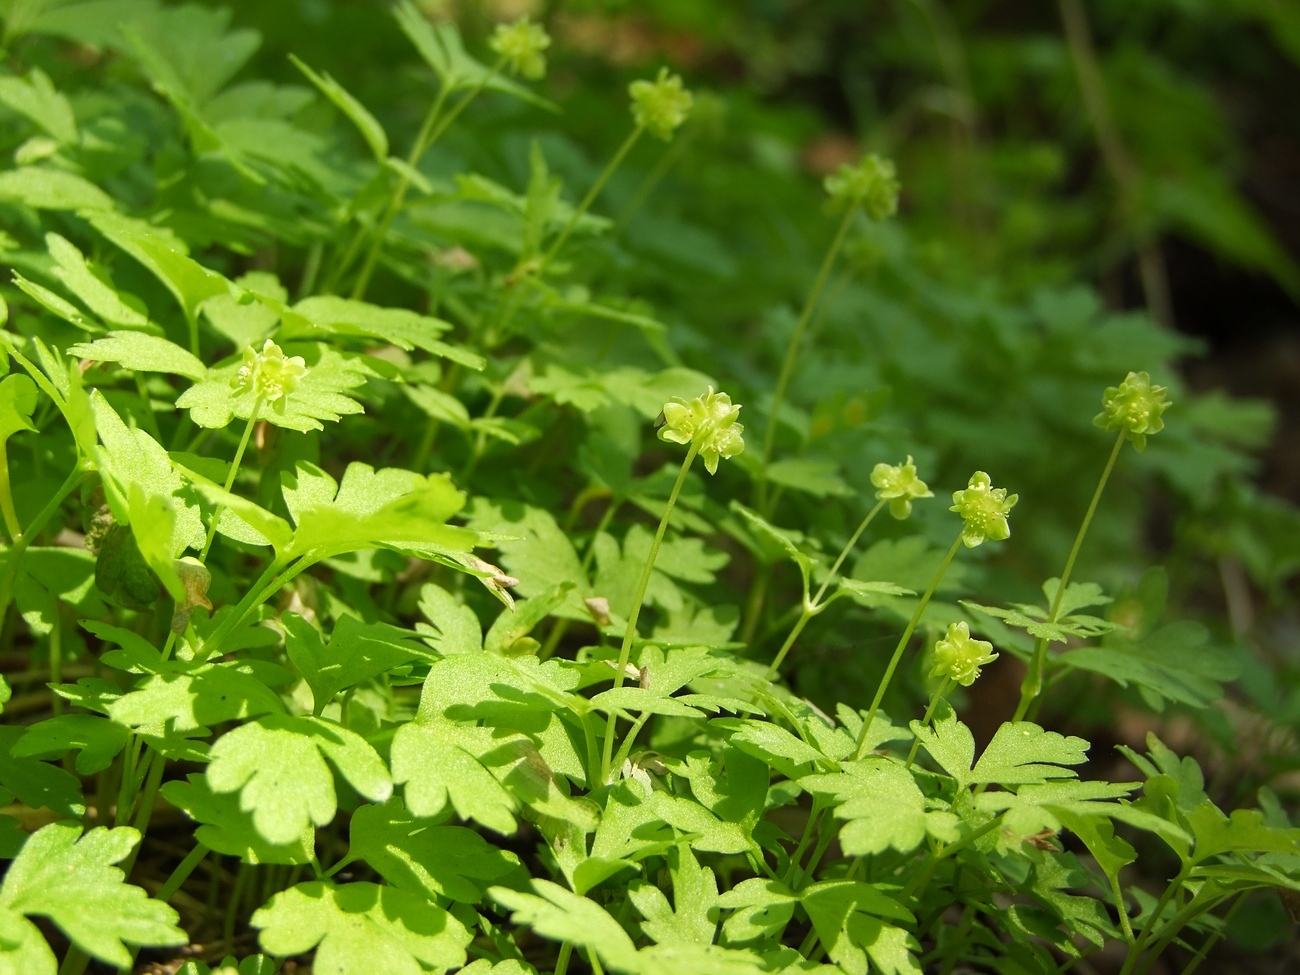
[929,621,998,686]
[630,68,693,141]
[824,153,900,220]
[658,386,745,474]
[950,471,1018,548]
[489,16,551,80]
[870,455,933,520]
[232,339,308,409]
[1093,371,1171,451]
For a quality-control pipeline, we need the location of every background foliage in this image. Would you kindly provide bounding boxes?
[0,0,1297,972]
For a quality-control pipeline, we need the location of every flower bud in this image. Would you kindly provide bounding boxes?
[1093,371,1170,452]
[950,471,1017,548]
[929,621,998,686]
[489,16,551,80]
[824,153,900,220]
[870,455,933,519]
[630,67,693,141]
[657,386,745,474]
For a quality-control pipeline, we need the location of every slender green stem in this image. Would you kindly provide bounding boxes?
[600,443,698,783]
[767,500,888,679]
[1177,892,1243,975]
[224,862,252,954]
[1013,430,1125,721]
[349,84,450,298]
[132,370,162,442]
[783,800,825,885]
[1111,873,1136,946]
[184,310,199,358]
[352,61,503,299]
[610,710,651,775]
[738,561,770,648]
[615,126,692,229]
[49,612,62,716]
[157,842,209,903]
[0,466,84,631]
[900,814,1003,903]
[814,500,887,606]
[906,679,952,767]
[116,747,166,879]
[544,125,644,267]
[199,397,262,562]
[764,610,813,682]
[1117,865,1190,975]
[587,949,606,975]
[757,203,860,499]
[58,947,89,975]
[801,819,838,881]
[202,556,290,655]
[459,381,508,482]
[114,739,142,827]
[0,450,21,540]
[554,942,574,975]
[854,533,963,759]
[297,239,323,301]
[1134,891,1231,975]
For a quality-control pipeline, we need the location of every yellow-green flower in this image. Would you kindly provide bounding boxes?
[871,455,933,520]
[658,386,744,474]
[950,471,1018,548]
[1093,371,1171,452]
[630,67,693,141]
[232,339,308,409]
[929,621,998,686]
[489,16,551,80]
[824,154,900,220]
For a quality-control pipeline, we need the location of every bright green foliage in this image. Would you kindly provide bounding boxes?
[0,375,36,445]
[0,823,186,970]
[206,714,392,844]
[283,613,431,715]
[252,881,471,975]
[0,4,1293,974]
[492,880,641,972]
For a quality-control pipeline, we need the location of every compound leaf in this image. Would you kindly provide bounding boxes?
[207,714,392,845]
[490,880,640,974]
[161,774,314,866]
[0,822,185,968]
[252,881,471,975]
[972,722,1089,786]
[346,798,519,903]
[283,613,431,715]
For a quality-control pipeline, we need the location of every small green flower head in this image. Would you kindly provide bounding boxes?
[950,471,1018,548]
[871,455,934,520]
[630,67,693,141]
[929,621,998,686]
[658,386,744,474]
[824,153,900,220]
[232,339,308,410]
[489,16,551,80]
[1093,371,1171,452]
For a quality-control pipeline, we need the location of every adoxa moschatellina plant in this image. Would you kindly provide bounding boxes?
[0,0,1294,969]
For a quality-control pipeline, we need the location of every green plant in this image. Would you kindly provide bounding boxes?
[0,2,1295,974]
